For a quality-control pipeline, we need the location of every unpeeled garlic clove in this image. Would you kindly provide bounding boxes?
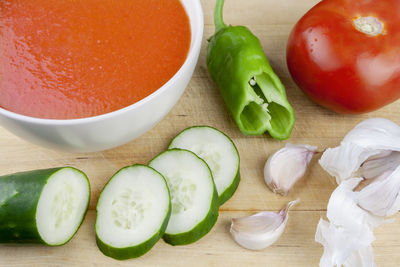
[361,151,400,179]
[357,165,400,217]
[230,199,298,250]
[264,144,317,196]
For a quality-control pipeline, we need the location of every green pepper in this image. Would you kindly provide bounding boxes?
[206,0,295,140]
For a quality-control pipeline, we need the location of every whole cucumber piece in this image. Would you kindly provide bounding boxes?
[0,167,90,246]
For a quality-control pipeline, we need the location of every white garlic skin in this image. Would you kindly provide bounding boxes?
[264,144,317,196]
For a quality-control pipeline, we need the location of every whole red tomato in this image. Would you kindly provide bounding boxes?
[287,0,400,114]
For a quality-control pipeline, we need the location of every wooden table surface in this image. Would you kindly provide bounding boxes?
[1,0,400,266]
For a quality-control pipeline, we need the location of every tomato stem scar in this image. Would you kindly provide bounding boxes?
[353,16,384,36]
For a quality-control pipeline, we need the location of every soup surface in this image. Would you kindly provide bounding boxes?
[0,0,191,119]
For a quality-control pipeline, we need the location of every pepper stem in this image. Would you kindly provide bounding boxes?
[214,0,227,33]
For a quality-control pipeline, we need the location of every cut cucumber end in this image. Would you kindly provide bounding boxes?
[36,167,90,246]
[95,165,171,260]
[149,149,219,245]
[168,126,240,205]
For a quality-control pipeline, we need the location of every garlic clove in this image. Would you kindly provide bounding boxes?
[264,144,317,196]
[357,165,400,217]
[361,151,400,179]
[230,199,298,250]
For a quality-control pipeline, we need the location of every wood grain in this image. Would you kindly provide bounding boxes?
[1,0,400,266]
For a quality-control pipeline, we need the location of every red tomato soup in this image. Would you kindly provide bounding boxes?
[0,0,191,119]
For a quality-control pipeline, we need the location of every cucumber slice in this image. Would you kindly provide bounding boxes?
[168,126,240,205]
[149,149,219,245]
[95,164,171,260]
[0,167,90,246]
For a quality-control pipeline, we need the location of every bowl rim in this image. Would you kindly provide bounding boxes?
[0,0,204,126]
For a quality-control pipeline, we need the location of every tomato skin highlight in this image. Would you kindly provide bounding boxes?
[286,0,400,114]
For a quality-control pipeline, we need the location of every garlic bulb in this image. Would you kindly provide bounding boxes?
[319,118,400,217]
[317,118,400,267]
[320,118,400,183]
[230,199,298,250]
[264,144,317,196]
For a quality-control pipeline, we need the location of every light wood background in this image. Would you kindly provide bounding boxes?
[1,0,399,266]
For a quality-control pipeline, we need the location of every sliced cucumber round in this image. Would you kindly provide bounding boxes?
[95,164,171,260]
[0,167,90,246]
[149,149,219,245]
[168,126,240,205]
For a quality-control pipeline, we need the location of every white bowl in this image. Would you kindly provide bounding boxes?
[0,0,203,153]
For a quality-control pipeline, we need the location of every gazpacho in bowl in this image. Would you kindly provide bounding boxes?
[1,0,191,119]
[0,0,203,152]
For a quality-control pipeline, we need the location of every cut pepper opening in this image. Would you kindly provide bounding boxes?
[240,102,271,133]
[240,72,293,137]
